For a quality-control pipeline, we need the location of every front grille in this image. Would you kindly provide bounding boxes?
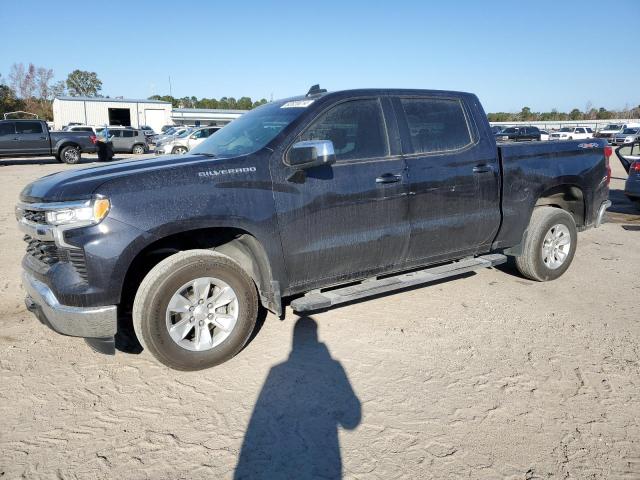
[23,209,47,224]
[23,235,88,281]
[24,235,59,265]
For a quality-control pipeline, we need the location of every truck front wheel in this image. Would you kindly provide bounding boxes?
[515,206,577,282]
[132,250,258,370]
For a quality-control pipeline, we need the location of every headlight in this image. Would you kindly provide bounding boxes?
[45,197,110,226]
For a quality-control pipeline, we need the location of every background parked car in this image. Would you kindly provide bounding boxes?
[612,127,640,145]
[549,127,593,140]
[617,142,640,209]
[491,125,505,135]
[495,126,541,142]
[539,130,550,141]
[155,126,220,155]
[62,125,98,134]
[95,127,149,154]
[595,123,624,141]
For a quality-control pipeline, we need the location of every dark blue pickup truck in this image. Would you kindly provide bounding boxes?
[16,87,612,370]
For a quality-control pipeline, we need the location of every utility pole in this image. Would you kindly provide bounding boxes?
[169,76,173,97]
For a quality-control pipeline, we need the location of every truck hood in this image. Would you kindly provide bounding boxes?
[20,154,222,203]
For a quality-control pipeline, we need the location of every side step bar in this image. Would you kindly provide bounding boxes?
[290,253,507,313]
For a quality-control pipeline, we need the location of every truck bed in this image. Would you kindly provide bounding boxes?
[493,139,609,249]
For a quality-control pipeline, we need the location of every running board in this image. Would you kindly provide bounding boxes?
[290,254,507,313]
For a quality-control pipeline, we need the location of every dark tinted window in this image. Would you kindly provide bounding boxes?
[298,99,388,161]
[110,130,122,137]
[529,126,540,133]
[122,130,134,138]
[0,122,15,136]
[400,98,472,153]
[576,128,585,133]
[16,121,43,134]
[73,127,93,132]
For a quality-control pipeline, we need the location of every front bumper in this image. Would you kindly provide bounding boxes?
[23,271,117,339]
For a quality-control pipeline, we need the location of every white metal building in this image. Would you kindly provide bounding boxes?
[171,108,247,126]
[52,97,172,133]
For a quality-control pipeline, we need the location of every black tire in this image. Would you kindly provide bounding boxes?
[133,249,258,370]
[54,154,62,163]
[173,146,187,155]
[132,144,145,155]
[515,206,577,282]
[59,145,81,164]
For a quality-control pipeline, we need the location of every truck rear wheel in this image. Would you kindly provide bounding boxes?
[515,206,577,281]
[132,249,258,370]
[60,145,81,164]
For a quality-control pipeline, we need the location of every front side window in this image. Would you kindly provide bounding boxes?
[400,98,472,154]
[297,99,388,161]
[16,121,43,134]
[576,128,585,133]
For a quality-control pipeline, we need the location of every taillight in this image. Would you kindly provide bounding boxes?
[631,161,640,173]
[90,135,97,144]
[604,145,612,185]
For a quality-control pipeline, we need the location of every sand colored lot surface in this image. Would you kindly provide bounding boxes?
[0,153,639,479]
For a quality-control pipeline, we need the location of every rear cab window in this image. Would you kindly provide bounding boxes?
[398,97,473,154]
[296,98,389,162]
[0,122,15,136]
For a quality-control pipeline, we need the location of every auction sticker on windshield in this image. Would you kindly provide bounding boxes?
[280,100,314,108]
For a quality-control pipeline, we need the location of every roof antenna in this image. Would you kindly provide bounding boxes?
[306,84,327,97]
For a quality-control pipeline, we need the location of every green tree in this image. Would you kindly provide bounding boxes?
[66,70,102,97]
[569,108,582,120]
[0,83,25,117]
[596,107,612,120]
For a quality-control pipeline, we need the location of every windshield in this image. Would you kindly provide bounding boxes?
[177,129,191,138]
[191,100,309,157]
[622,128,639,134]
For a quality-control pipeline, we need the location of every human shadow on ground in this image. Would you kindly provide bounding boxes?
[234,316,361,480]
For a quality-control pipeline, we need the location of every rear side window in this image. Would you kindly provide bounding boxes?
[122,130,134,137]
[400,98,472,154]
[0,122,15,136]
[16,121,43,134]
[576,128,585,133]
[298,98,388,161]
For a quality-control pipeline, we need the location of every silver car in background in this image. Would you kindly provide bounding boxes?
[156,126,220,155]
[613,127,640,146]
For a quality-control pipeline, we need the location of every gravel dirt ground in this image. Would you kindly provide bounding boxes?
[0,152,639,479]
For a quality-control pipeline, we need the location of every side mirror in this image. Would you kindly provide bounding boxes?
[288,140,336,169]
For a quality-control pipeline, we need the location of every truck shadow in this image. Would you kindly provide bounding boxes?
[234,315,361,480]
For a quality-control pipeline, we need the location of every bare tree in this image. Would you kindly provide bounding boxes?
[36,67,54,100]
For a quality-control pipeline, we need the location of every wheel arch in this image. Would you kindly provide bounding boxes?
[120,226,280,316]
[534,184,585,227]
[55,141,81,155]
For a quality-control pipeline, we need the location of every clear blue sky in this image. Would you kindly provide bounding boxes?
[1,0,638,112]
